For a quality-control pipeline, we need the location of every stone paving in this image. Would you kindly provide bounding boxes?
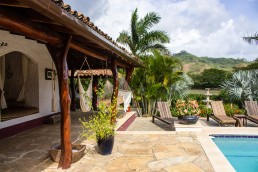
[127,117,172,131]
[0,112,215,172]
[41,133,214,172]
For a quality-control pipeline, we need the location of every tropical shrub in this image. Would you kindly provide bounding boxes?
[190,68,232,89]
[175,99,201,117]
[187,94,206,102]
[198,104,212,117]
[223,103,246,117]
[221,70,258,103]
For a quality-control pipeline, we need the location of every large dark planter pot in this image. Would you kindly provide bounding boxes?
[178,115,199,125]
[97,135,114,155]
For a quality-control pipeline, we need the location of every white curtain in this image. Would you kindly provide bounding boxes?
[103,80,132,112]
[17,55,28,102]
[78,76,92,112]
[118,90,132,112]
[0,55,7,109]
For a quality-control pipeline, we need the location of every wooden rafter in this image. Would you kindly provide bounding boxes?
[0,0,28,8]
[0,7,132,68]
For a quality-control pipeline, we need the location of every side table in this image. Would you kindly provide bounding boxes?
[233,114,247,127]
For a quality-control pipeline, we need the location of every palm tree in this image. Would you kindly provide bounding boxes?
[221,70,258,102]
[130,50,191,115]
[243,33,258,45]
[117,8,170,56]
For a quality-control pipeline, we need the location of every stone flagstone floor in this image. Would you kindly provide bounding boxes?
[0,112,214,172]
[40,133,214,172]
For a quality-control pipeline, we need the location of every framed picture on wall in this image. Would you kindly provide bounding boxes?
[45,68,54,80]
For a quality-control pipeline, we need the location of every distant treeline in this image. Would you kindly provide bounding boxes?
[172,50,257,89]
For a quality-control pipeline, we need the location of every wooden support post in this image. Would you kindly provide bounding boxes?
[70,68,76,111]
[92,76,98,111]
[124,67,134,90]
[47,35,72,169]
[111,59,119,124]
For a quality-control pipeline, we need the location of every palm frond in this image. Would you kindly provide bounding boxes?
[221,70,258,102]
[116,30,131,45]
[141,30,170,44]
[138,12,161,32]
[140,44,169,55]
[131,8,139,49]
[243,33,258,45]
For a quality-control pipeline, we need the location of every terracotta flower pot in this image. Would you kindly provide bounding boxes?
[49,144,86,163]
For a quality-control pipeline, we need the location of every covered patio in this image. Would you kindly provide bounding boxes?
[0,0,143,169]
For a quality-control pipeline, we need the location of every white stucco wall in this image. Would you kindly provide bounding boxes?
[0,30,60,129]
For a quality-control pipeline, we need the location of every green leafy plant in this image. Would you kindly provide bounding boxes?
[223,103,246,117]
[198,104,212,117]
[79,82,116,140]
[221,70,258,103]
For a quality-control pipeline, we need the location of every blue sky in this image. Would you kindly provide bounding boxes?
[222,0,258,21]
[64,0,258,61]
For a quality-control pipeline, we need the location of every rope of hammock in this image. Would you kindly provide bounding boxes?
[78,55,93,112]
[51,60,58,112]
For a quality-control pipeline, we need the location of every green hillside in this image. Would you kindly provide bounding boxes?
[173,50,250,74]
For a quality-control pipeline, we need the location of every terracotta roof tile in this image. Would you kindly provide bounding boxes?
[50,0,139,61]
[62,4,71,11]
[0,42,8,46]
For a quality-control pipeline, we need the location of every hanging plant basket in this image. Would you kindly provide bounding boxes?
[49,144,86,163]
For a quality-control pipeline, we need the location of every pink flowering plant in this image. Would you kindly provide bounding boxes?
[176,99,201,116]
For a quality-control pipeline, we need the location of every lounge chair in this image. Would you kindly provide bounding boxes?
[152,101,175,130]
[244,101,258,124]
[207,101,236,126]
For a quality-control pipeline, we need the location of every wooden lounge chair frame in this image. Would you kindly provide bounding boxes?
[207,101,236,126]
[152,101,175,130]
[244,101,258,124]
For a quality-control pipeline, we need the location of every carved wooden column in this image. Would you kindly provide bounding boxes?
[92,76,98,111]
[47,35,72,169]
[70,68,76,111]
[124,67,134,90]
[111,59,119,124]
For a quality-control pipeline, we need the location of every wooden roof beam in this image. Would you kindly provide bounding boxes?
[70,43,129,68]
[0,7,131,68]
[21,0,143,67]
[0,0,28,8]
[0,7,62,46]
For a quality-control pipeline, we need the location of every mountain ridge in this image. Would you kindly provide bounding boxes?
[173,50,250,74]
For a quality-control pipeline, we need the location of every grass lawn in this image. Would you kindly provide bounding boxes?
[187,89,220,95]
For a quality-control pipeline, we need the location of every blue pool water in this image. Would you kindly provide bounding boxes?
[211,135,258,172]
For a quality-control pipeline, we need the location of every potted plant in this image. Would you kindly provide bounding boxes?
[80,85,116,155]
[176,99,200,124]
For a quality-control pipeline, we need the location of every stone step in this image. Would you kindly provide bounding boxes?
[116,112,137,131]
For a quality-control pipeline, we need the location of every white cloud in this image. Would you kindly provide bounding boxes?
[64,0,258,61]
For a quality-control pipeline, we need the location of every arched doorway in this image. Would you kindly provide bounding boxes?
[0,51,39,121]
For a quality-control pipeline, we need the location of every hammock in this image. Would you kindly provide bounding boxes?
[104,79,132,112]
[78,76,92,112]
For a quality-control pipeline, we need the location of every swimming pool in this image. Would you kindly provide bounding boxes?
[211,134,258,172]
